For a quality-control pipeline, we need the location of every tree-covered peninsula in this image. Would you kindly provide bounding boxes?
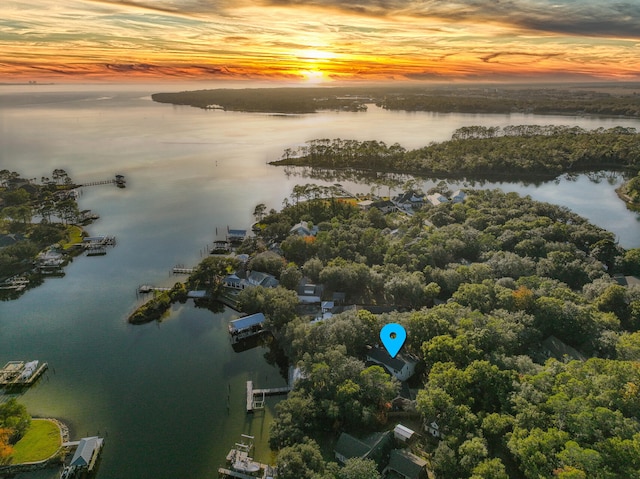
[177,185,640,478]
[270,125,640,181]
[152,84,640,118]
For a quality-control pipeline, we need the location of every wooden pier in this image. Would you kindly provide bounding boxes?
[80,174,126,188]
[246,380,291,413]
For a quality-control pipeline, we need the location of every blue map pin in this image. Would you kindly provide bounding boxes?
[380,323,407,358]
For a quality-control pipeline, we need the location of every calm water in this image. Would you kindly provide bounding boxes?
[1,84,640,479]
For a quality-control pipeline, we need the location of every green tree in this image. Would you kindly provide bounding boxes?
[470,458,509,479]
[276,439,325,479]
[302,257,323,282]
[249,251,286,277]
[280,264,302,290]
[622,248,640,275]
[339,458,380,479]
[616,332,640,360]
[0,398,31,442]
[253,203,267,222]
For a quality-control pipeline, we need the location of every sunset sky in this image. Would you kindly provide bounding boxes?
[1,0,639,83]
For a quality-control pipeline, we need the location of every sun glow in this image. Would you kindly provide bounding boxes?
[295,49,337,61]
[300,69,326,83]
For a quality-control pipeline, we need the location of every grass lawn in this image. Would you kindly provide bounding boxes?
[11,419,61,464]
[61,225,84,250]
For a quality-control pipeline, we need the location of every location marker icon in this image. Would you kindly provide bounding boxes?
[380,323,407,358]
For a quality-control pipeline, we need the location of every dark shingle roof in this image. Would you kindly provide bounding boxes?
[388,449,427,479]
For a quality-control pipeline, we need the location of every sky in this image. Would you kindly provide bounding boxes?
[1,0,640,83]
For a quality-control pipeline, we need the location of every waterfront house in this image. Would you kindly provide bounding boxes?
[223,274,243,289]
[366,347,417,382]
[247,270,279,288]
[384,449,428,479]
[394,191,425,209]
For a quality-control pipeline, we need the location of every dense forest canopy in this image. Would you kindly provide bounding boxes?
[270,126,640,180]
[225,187,640,479]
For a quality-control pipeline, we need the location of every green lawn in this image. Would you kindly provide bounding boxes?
[11,419,61,464]
[61,225,84,250]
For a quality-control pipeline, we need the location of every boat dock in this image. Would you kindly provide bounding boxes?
[246,380,292,413]
[0,361,48,388]
[138,285,172,294]
[218,435,276,479]
[172,266,194,275]
[83,235,116,256]
[0,275,29,292]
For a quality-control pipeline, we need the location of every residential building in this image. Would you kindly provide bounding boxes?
[366,347,418,382]
[385,449,428,479]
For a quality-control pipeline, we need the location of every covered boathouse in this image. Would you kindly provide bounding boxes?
[69,436,104,472]
[228,313,266,343]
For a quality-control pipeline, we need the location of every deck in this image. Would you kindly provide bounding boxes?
[0,361,48,388]
[246,380,292,413]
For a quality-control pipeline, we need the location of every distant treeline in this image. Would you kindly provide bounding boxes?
[151,88,371,113]
[152,85,640,117]
[380,88,640,117]
[270,125,640,180]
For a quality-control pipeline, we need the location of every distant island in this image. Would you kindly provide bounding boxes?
[152,84,640,117]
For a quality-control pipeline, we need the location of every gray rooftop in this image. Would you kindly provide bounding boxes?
[229,313,265,333]
[70,437,103,468]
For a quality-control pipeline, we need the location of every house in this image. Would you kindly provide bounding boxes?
[425,420,443,439]
[321,301,334,312]
[394,191,425,209]
[450,189,466,203]
[247,270,279,288]
[69,436,104,471]
[334,431,393,466]
[613,274,640,287]
[426,193,449,206]
[366,347,417,382]
[223,274,243,289]
[371,199,398,214]
[385,449,428,479]
[290,221,319,237]
[393,424,416,444]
